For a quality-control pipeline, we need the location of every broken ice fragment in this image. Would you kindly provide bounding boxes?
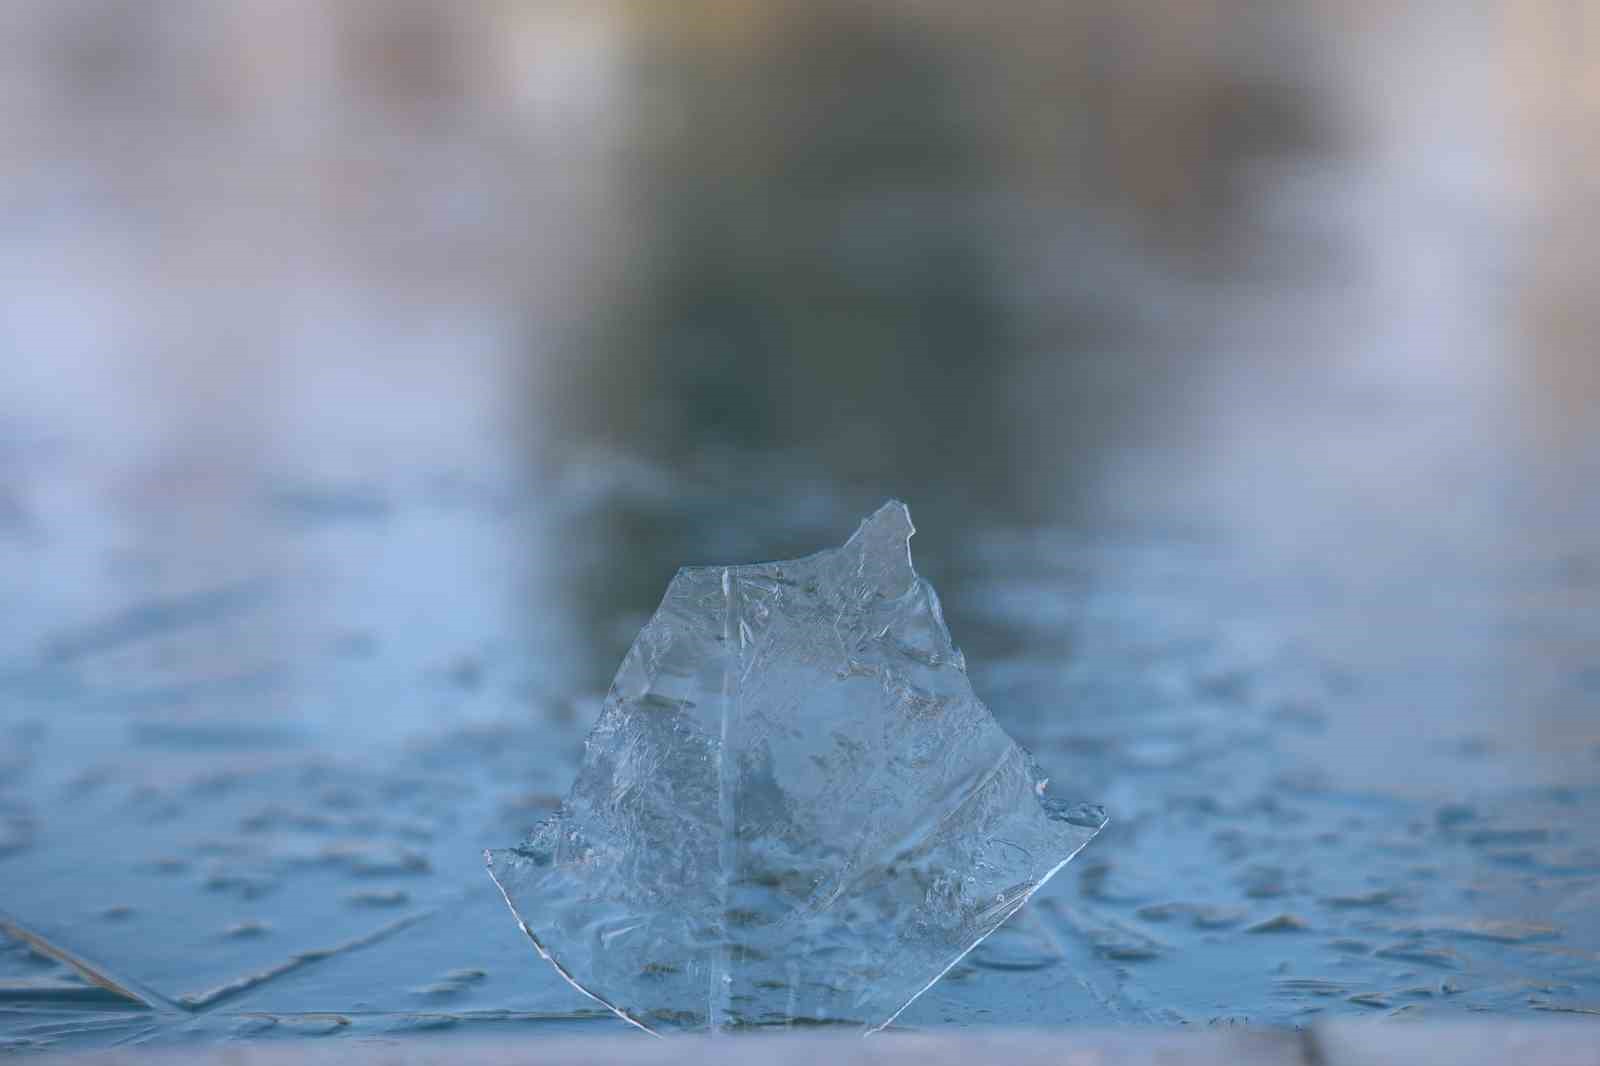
[486,501,1105,1033]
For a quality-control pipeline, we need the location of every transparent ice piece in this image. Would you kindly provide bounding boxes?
[486,501,1105,1033]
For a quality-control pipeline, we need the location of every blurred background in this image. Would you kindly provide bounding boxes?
[2,0,1599,1050]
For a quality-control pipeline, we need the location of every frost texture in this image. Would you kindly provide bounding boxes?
[486,501,1105,1033]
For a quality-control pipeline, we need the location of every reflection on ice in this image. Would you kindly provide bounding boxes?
[487,503,1105,1033]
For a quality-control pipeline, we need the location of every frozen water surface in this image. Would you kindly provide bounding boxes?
[487,503,1105,1033]
[3,448,1600,1052]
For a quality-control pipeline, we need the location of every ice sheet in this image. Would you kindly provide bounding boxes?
[487,502,1105,1032]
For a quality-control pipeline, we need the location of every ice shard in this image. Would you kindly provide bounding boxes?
[486,501,1105,1033]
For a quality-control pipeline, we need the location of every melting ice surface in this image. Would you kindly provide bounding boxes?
[486,502,1106,1033]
